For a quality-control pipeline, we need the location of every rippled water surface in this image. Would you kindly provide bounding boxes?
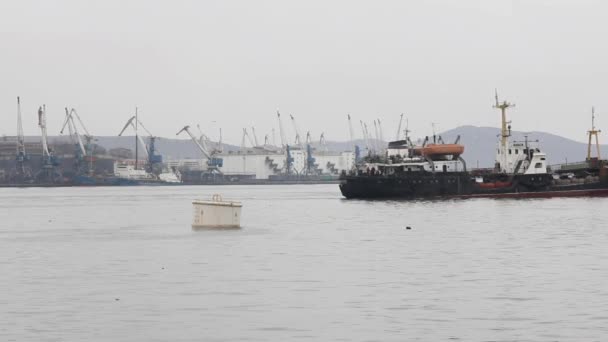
[2,185,608,341]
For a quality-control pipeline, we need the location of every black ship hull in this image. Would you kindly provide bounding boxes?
[339,172,608,199]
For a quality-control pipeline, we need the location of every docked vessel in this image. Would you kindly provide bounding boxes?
[339,94,608,199]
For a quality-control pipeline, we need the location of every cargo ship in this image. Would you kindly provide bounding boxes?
[339,94,608,199]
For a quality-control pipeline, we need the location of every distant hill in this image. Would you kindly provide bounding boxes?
[14,126,606,167]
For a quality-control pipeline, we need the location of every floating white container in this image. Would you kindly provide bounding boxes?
[192,194,242,229]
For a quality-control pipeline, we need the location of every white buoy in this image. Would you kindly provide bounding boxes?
[192,194,242,229]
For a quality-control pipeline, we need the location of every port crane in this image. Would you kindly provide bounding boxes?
[348,114,356,149]
[61,107,94,175]
[240,128,256,151]
[277,110,287,150]
[359,120,370,153]
[196,124,223,155]
[119,114,163,174]
[289,114,305,149]
[13,96,32,180]
[176,125,223,171]
[319,133,329,152]
[373,120,381,153]
[35,105,62,183]
[395,114,404,141]
[251,126,260,147]
[347,114,361,164]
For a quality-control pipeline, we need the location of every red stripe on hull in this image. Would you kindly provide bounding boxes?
[452,188,608,199]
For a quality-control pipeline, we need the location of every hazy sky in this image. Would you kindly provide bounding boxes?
[1,0,607,144]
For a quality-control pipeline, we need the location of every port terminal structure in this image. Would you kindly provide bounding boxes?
[0,99,359,186]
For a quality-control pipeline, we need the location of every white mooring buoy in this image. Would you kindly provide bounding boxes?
[192,194,242,229]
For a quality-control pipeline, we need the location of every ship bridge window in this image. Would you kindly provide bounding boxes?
[535,162,543,168]
[540,157,546,161]
[515,149,519,154]
[509,149,512,154]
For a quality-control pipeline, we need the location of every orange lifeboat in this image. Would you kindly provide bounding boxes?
[412,144,465,157]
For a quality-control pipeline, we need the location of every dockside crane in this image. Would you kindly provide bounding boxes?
[395,114,404,141]
[119,114,163,174]
[360,120,370,153]
[60,108,89,175]
[290,114,304,149]
[197,124,223,155]
[348,114,356,148]
[240,128,257,151]
[36,105,61,183]
[373,120,380,153]
[319,132,329,152]
[14,96,32,180]
[117,108,143,169]
[277,110,287,149]
[177,125,223,171]
[251,126,260,147]
[347,114,361,165]
[378,118,384,144]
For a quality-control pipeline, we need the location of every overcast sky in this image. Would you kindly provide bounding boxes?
[1,0,607,145]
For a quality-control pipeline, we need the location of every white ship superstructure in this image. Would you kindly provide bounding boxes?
[493,92,548,175]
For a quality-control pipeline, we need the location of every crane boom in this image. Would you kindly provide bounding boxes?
[365,123,372,152]
[290,114,304,148]
[71,109,91,137]
[177,126,212,159]
[16,97,25,156]
[373,120,380,152]
[395,113,403,141]
[38,105,50,158]
[277,110,287,148]
[378,118,384,145]
[243,128,256,147]
[119,116,149,158]
[251,127,260,147]
[347,114,355,148]
[359,121,368,151]
[62,108,87,156]
[320,132,328,152]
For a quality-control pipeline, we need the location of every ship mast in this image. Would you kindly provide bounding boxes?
[587,107,601,160]
[493,90,514,172]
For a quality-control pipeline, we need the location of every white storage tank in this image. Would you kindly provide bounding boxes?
[192,194,242,229]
